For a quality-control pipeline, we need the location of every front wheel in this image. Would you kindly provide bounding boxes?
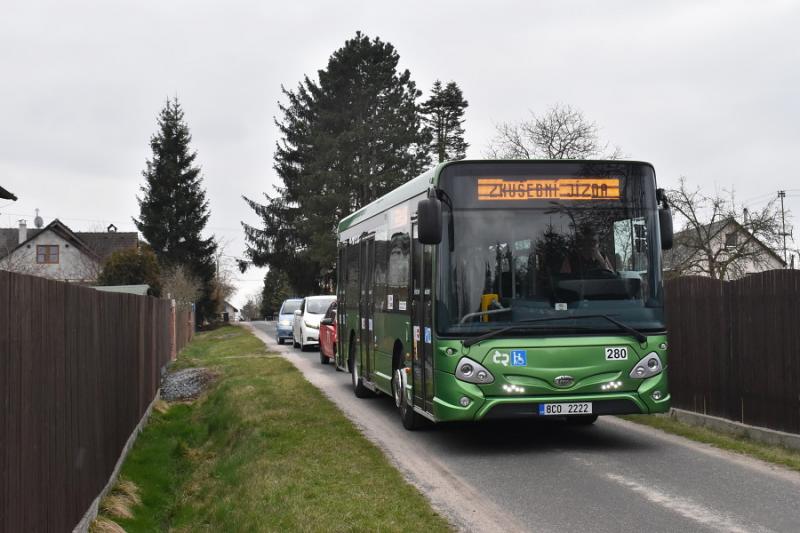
[393,367,424,430]
[319,350,329,364]
[278,337,285,345]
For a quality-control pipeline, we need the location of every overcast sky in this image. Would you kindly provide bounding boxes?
[2,0,799,306]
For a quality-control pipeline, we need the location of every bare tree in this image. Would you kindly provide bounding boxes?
[209,238,238,315]
[485,104,623,160]
[240,291,263,321]
[665,177,786,280]
[161,265,203,306]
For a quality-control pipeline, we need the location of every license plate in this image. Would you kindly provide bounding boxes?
[538,402,593,416]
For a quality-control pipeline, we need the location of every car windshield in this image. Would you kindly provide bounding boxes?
[280,300,301,314]
[324,302,337,319]
[436,162,664,337]
[306,297,335,314]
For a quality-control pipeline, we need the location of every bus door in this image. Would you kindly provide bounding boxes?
[359,235,375,381]
[336,245,346,368]
[411,223,434,413]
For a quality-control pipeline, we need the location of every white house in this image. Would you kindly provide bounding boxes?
[222,301,239,322]
[664,218,786,280]
[0,218,138,283]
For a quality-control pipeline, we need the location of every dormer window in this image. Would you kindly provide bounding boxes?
[36,245,59,264]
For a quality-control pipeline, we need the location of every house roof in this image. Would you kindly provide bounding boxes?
[93,285,150,296]
[0,219,138,262]
[0,185,17,201]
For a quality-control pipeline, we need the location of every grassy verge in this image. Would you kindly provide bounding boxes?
[103,325,451,532]
[621,414,800,473]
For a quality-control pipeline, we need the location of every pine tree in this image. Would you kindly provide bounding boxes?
[421,80,469,163]
[243,32,430,294]
[134,97,217,320]
[260,268,291,319]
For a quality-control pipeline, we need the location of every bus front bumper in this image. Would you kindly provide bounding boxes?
[431,371,670,423]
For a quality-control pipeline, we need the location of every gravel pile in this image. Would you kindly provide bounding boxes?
[161,368,216,401]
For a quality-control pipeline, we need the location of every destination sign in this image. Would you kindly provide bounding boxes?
[477,177,620,201]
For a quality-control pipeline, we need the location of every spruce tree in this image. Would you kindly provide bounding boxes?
[260,268,291,318]
[134,97,217,320]
[243,32,430,294]
[422,80,469,163]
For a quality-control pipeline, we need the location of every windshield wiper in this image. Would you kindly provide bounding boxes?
[462,314,647,347]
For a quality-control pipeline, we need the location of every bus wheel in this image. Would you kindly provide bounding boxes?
[567,415,598,426]
[393,366,423,430]
[319,351,328,364]
[350,340,370,398]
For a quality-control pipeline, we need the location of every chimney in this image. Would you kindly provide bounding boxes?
[18,220,27,244]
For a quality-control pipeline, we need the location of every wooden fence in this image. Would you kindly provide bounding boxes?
[0,271,193,532]
[666,271,800,434]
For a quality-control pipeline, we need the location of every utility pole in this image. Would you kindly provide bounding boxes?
[778,190,788,266]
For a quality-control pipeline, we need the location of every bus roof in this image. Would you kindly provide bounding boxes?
[336,159,655,234]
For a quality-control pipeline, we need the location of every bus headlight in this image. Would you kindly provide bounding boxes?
[629,352,663,379]
[455,357,494,384]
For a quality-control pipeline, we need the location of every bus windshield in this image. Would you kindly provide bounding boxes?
[436,162,664,337]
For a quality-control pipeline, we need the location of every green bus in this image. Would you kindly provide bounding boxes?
[334,160,673,429]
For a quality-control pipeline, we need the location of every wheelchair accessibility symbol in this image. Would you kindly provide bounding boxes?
[510,350,527,367]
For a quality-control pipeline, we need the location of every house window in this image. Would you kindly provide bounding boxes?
[725,232,738,248]
[36,245,59,264]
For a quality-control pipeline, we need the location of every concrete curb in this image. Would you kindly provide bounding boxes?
[666,408,800,452]
[72,391,161,533]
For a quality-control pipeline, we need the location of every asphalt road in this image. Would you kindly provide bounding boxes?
[248,321,800,533]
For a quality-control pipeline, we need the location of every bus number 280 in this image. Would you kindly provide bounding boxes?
[604,347,628,360]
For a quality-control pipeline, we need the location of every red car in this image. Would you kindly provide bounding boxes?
[318,300,337,365]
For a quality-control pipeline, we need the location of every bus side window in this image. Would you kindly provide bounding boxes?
[347,243,359,309]
[388,232,410,308]
[374,238,389,310]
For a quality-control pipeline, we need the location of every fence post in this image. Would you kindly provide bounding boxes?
[170,299,177,360]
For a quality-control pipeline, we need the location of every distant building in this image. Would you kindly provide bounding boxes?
[222,301,239,322]
[0,218,138,283]
[664,218,785,280]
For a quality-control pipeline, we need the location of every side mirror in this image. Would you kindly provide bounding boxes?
[418,196,442,245]
[320,317,334,326]
[659,207,674,250]
[294,310,301,316]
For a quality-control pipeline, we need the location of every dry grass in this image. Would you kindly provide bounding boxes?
[152,399,170,414]
[90,516,126,533]
[99,478,142,520]
[116,478,141,506]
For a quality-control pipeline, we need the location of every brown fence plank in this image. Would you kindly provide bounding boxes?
[666,271,800,434]
[0,272,192,531]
